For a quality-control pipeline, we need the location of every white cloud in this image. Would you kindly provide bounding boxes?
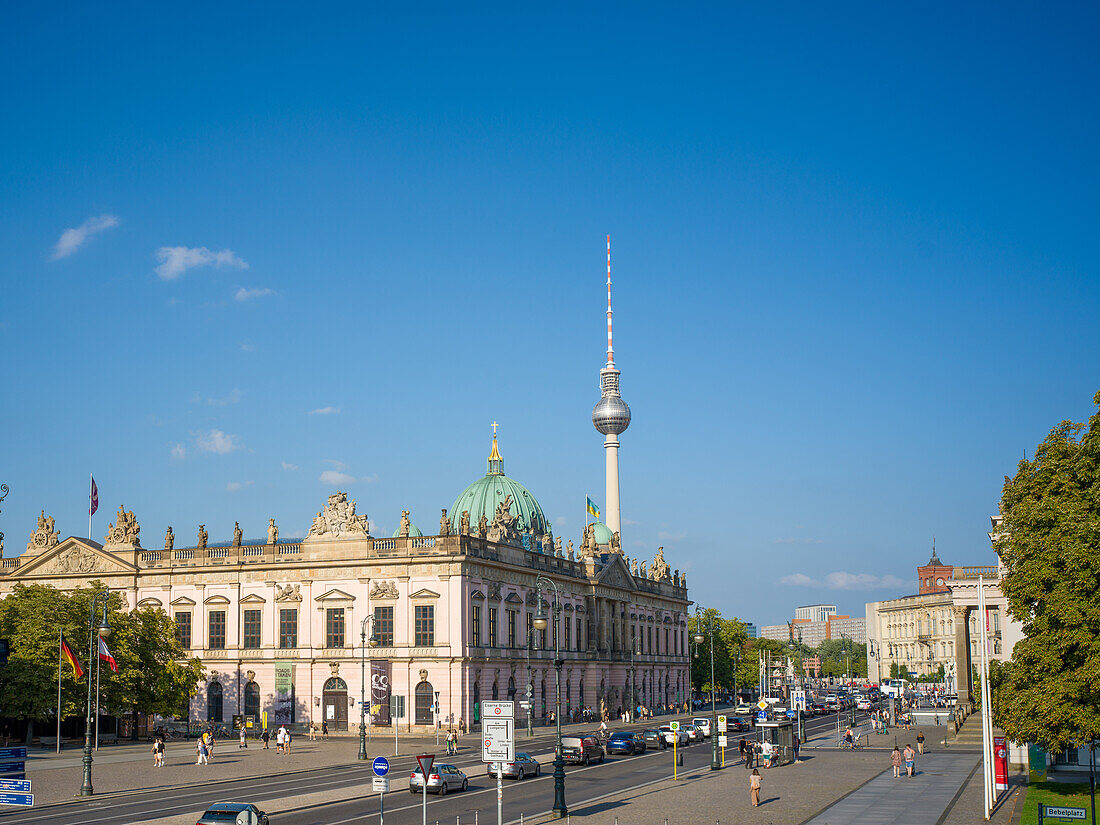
[170,443,186,460]
[555,516,568,526]
[208,388,242,406]
[281,461,299,471]
[239,342,257,352]
[194,429,240,455]
[226,480,255,492]
[778,571,908,591]
[323,459,348,469]
[309,406,340,416]
[320,470,357,485]
[234,287,275,302]
[154,246,248,280]
[360,473,379,484]
[51,214,119,259]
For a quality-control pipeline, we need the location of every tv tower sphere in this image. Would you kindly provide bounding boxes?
[592,393,631,435]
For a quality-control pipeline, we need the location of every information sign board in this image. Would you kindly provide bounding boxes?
[482,719,515,763]
[718,735,728,747]
[792,690,807,711]
[481,700,514,719]
[1040,806,1086,821]
[756,711,767,722]
[717,715,727,733]
[0,775,25,782]
[0,780,30,793]
[372,776,390,793]
[0,793,32,807]
[0,764,24,776]
[0,749,26,761]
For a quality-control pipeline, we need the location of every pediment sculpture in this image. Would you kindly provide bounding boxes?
[27,510,60,552]
[307,492,370,539]
[651,546,671,582]
[487,581,502,600]
[486,495,521,545]
[46,546,101,574]
[630,557,639,576]
[104,505,140,546]
[369,580,399,600]
[275,583,302,602]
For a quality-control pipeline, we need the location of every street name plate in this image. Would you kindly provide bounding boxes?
[0,793,32,807]
[0,764,24,775]
[1043,807,1086,820]
[482,718,515,763]
[718,735,728,747]
[0,749,26,761]
[372,776,390,793]
[0,780,29,793]
[481,700,514,719]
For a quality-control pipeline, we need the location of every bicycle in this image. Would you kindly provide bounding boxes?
[841,734,864,750]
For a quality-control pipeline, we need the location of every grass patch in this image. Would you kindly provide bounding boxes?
[1019,781,1094,825]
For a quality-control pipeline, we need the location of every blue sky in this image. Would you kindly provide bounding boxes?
[1,3,1098,627]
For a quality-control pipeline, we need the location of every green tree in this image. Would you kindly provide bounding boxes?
[993,392,1100,753]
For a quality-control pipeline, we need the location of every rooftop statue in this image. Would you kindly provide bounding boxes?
[460,510,470,535]
[398,509,411,538]
[307,492,370,539]
[27,510,61,552]
[477,513,488,539]
[232,522,243,547]
[651,546,670,582]
[487,494,521,545]
[440,508,451,536]
[197,524,208,550]
[105,505,140,546]
[267,518,279,546]
[164,526,174,552]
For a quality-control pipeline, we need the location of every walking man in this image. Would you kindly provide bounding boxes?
[916,730,925,755]
[261,727,270,749]
[904,743,916,777]
[739,737,748,766]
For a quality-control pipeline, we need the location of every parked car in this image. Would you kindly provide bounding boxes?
[657,725,688,746]
[486,753,540,780]
[734,703,754,716]
[561,736,605,765]
[411,763,469,795]
[606,731,647,755]
[197,803,269,824]
[856,698,872,710]
[691,718,712,737]
[642,729,668,750]
[810,703,826,716]
[727,716,748,732]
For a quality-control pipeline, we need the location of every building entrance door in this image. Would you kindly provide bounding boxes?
[323,677,349,731]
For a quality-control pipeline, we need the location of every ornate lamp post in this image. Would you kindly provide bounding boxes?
[79,590,110,796]
[692,606,720,771]
[533,575,566,818]
[357,614,378,760]
[629,633,637,722]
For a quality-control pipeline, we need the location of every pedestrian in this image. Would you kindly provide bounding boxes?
[261,728,270,749]
[739,737,748,766]
[284,728,292,753]
[916,730,925,755]
[321,720,329,740]
[155,735,165,767]
[749,768,762,807]
[309,722,316,741]
[904,743,916,777]
[196,737,209,766]
[276,725,285,754]
[793,733,800,763]
[458,717,466,735]
[239,725,247,749]
[891,745,902,778]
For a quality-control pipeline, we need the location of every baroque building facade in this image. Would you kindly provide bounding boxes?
[0,439,691,732]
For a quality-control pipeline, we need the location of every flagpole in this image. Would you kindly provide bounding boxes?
[88,474,92,540]
[95,643,101,752]
[57,629,63,755]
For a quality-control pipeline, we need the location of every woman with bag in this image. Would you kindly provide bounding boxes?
[749,768,762,807]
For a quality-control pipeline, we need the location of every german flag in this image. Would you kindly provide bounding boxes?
[60,634,84,678]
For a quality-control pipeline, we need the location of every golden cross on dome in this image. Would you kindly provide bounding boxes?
[492,421,499,436]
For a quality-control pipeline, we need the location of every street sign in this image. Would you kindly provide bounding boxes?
[756,711,767,722]
[481,700,514,719]
[0,793,32,807]
[372,756,390,777]
[717,715,727,733]
[1040,806,1086,821]
[482,718,515,763]
[0,780,29,793]
[0,749,26,761]
[372,776,390,793]
[792,690,806,711]
[718,735,728,747]
[0,764,24,775]
[519,701,531,709]
[0,775,25,781]
[756,699,768,711]
[669,721,680,731]
[416,754,435,778]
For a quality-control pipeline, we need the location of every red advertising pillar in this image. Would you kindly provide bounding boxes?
[994,736,1008,792]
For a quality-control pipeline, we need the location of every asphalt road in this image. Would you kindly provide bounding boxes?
[0,711,866,825]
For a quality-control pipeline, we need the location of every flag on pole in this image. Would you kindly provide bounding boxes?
[98,637,117,673]
[586,497,601,519]
[89,476,99,517]
[60,635,85,678]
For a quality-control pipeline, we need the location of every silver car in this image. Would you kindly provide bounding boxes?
[409,763,468,795]
[486,752,541,780]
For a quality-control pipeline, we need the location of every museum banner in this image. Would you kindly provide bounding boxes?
[371,659,391,725]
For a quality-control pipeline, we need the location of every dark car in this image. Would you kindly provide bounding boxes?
[605,731,646,755]
[486,753,541,780]
[727,716,748,732]
[560,735,605,765]
[642,729,668,750]
[197,802,269,825]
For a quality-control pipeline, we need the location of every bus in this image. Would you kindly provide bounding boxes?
[880,678,909,698]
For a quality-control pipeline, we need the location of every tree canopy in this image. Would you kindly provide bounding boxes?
[0,582,205,726]
[993,391,1100,752]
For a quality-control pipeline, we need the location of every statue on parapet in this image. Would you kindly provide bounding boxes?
[197,525,208,550]
[399,510,411,538]
[460,510,470,535]
[440,508,451,536]
[477,513,488,539]
[164,526,174,552]
[268,518,279,546]
[232,522,243,547]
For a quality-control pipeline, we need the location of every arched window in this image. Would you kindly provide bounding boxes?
[414,680,434,725]
[207,680,223,722]
[492,680,499,700]
[324,676,348,691]
[244,681,260,719]
[508,676,516,700]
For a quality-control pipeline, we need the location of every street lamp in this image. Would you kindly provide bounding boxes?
[692,607,720,771]
[357,615,378,761]
[629,633,637,723]
[79,589,110,796]
[533,576,566,818]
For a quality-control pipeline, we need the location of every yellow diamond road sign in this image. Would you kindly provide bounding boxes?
[757,700,768,711]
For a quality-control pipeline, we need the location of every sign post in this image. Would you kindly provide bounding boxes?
[718,716,727,766]
[670,721,680,780]
[416,754,434,825]
[481,701,514,825]
[372,757,390,825]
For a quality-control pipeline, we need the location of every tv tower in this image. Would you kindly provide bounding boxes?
[591,235,631,534]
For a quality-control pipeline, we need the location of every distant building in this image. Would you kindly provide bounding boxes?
[827,615,866,644]
[743,622,758,639]
[795,604,837,623]
[760,615,863,647]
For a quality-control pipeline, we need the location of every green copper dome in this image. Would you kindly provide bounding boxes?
[591,521,614,545]
[450,434,550,539]
[392,524,423,537]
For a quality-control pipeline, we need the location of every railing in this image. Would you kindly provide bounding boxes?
[2,558,20,569]
[954,565,998,580]
[208,548,229,559]
[174,549,194,561]
[242,546,265,557]
[410,537,436,549]
[140,551,161,563]
[374,539,396,551]
[278,543,301,555]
